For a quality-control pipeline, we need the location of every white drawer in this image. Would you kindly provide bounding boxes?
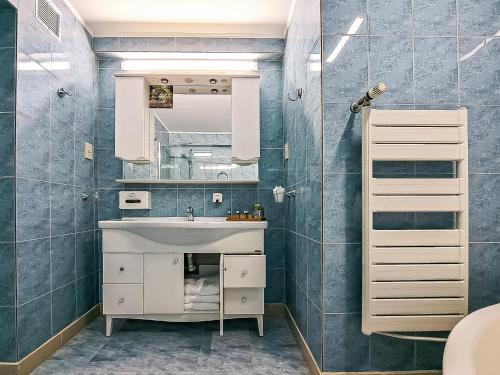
[224,288,264,315]
[223,255,266,288]
[103,253,143,284]
[103,284,143,315]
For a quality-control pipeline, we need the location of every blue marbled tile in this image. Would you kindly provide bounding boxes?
[307,239,321,308]
[97,189,121,221]
[369,36,414,104]
[51,183,76,236]
[0,113,14,177]
[0,307,16,362]
[204,188,230,217]
[265,268,284,303]
[469,243,500,312]
[415,212,455,229]
[307,298,322,367]
[306,177,322,241]
[265,229,285,269]
[414,0,456,36]
[323,313,369,372]
[93,37,120,51]
[258,60,283,70]
[50,130,75,185]
[259,149,284,188]
[52,281,76,335]
[294,181,307,237]
[458,0,500,36]
[323,244,362,313]
[414,37,458,104]
[119,37,147,51]
[17,238,50,305]
[415,336,446,370]
[176,188,204,217]
[260,69,283,110]
[0,243,15,306]
[204,38,233,52]
[76,273,96,316]
[459,37,500,105]
[150,189,177,217]
[285,231,297,281]
[260,109,284,148]
[323,103,362,174]
[295,235,308,291]
[286,276,297,318]
[368,0,412,35]
[17,293,52,359]
[373,212,415,230]
[175,37,206,52]
[75,187,95,231]
[0,7,16,48]
[0,47,15,113]
[259,188,284,228]
[97,148,123,188]
[75,140,94,188]
[323,174,362,243]
[231,38,285,53]
[415,160,455,176]
[98,68,118,108]
[74,91,97,143]
[50,79,76,137]
[16,0,51,60]
[468,106,500,173]
[16,114,50,181]
[323,35,368,103]
[0,178,14,242]
[294,111,307,185]
[469,174,500,242]
[296,285,308,336]
[98,59,121,69]
[51,234,76,289]
[16,179,50,241]
[76,231,95,278]
[322,0,367,35]
[370,333,415,371]
[231,188,258,213]
[97,108,115,148]
[146,37,175,51]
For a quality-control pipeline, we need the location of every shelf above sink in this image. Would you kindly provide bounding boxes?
[116,179,259,184]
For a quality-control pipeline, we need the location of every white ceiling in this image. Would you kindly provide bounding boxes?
[67,0,295,37]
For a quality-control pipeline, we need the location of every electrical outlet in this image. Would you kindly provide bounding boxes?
[84,142,93,160]
[284,143,289,160]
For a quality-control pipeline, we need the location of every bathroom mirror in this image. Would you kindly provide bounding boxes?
[122,78,259,182]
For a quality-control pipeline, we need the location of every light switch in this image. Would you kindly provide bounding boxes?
[284,143,289,160]
[213,193,223,203]
[84,142,93,160]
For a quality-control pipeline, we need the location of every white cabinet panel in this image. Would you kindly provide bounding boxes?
[103,284,143,315]
[103,253,143,284]
[144,253,184,314]
[223,255,266,288]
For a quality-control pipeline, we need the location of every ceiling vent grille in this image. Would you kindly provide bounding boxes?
[36,0,61,39]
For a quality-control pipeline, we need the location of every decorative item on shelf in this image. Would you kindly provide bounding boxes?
[57,88,71,98]
[149,84,173,108]
[225,204,266,221]
[287,88,302,101]
[273,186,285,203]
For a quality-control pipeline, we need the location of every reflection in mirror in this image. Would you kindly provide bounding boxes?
[123,85,259,181]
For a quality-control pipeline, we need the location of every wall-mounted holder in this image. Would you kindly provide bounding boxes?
[57,88,72,98]
[287,88,303,102]
[81,191,98,201]
[350,82,386,113]
[285,190,296,198]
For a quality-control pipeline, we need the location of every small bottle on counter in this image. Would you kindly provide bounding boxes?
[227,210,231,220]
[235,210,241,219]
[243,210,249,219]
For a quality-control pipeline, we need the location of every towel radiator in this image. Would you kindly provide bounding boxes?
[362,108,468,335]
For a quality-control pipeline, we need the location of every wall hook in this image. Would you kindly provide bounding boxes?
[286,190,296,198]
[287,88,303,102]
[57,88,72,98]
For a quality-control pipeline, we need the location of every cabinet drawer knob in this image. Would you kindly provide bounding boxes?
[241,297,247,304]
[172,258,179,265]
[241,269,247,277]
[119,266,125,272]
[118,297,125,304]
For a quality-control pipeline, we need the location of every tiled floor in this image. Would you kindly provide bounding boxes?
[32,317,311,375]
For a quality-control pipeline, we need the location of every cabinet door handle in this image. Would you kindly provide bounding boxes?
[119,266,125,272]
[241,297,247,304]
[241,269,247,277]
[118,297,125,304]
[172,258,179,265]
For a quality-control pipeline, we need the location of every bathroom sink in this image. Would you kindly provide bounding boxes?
[98,217,267,247]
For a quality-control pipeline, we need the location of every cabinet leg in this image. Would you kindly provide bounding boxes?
[106,315,113,337]
[257,315,264,337]
[220,317,224,336]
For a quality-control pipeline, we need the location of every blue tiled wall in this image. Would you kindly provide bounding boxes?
[321,0,500,372]
[12,0,99,361]
[94,38,285,304]
[0,0,17,363]
[283,0,323,367]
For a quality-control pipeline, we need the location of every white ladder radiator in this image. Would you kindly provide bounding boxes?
[362,108,468,334]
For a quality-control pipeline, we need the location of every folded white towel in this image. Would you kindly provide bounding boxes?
[184,294,219,304]
[184,274,219,296]
[184,302,220,312]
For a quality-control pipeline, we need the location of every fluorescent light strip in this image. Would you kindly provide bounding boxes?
[121,59,258,71]
[114,52,261,61]
[326,16,364,63]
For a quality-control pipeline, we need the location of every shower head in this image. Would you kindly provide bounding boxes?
[350,82,387,113]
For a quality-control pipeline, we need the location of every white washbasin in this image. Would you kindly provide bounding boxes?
[98,217,267,246]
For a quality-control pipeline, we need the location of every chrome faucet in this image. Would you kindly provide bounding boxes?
[186,206,194,221]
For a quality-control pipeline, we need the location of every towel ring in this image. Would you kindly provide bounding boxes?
[288,88,303,101]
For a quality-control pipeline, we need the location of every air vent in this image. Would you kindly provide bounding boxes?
[36,0,61,39]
